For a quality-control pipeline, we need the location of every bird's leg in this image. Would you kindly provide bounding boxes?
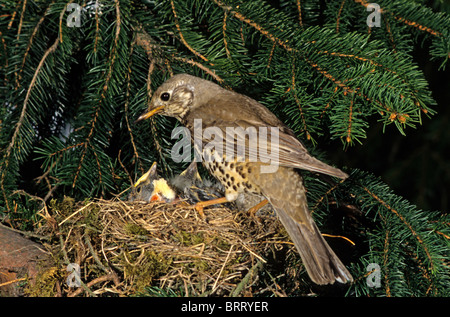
[247,199,269,217]
[193,197,229,218]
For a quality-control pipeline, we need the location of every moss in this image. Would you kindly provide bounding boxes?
[24,267,63,297]
[80,202,101,234]
[49,196,76,218]
[48,197,101,233]
[173,230,205,246]
[213,237,232,251]
[124,223,148,237]
[123,251,173,293]
[193,259,210,272]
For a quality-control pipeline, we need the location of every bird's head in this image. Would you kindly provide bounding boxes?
[133,161,159,188]
[135,74,203,122]
[130,162,176,203]
[170,161,203,193]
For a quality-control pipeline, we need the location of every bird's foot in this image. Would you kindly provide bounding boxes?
[192,197,229,219]
[247,199,269,217]
[194,204,206,219]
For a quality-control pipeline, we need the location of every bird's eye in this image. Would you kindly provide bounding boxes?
[160,92,170,101]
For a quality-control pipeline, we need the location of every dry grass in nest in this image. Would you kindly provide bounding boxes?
[30,197,306,297]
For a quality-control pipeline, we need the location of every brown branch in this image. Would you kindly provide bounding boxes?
[311,178,346,213]
[59,0,74,43]
[266,42,276,69]
[336,0,347,33]
[17,4,52,84]
[16,0,27,42]
[7,2,20,30]
[435,230,450,240]
[383,229,391,297]
[392,15,442,37]
[346,97,354,143]
[94,1,101,52]
[124,41,144,174]
[170,0,209,62]
[117,149,134,188]
[173,56,224,83]
[212,0,293,52]
[146,55,155,102]
[296,0,303,28]
[353,0,442,37]
[384,15,397,52]
[223,12,231,59]
[67,273,118,297]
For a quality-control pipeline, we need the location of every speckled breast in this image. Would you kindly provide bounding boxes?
[200,146,262,199]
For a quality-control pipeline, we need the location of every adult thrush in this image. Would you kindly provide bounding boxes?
[136,74,353,285]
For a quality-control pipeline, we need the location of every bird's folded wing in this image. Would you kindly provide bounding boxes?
[192,96,348,179]
[200,119,348,179]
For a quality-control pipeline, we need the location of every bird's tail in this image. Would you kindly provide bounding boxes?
[254,166,353,285]
[275,206,353,285]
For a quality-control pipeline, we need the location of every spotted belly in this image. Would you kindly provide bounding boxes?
[201,147,261,201]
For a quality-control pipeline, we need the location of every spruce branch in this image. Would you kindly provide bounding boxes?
[72,0,122,191]
[0,1,66,210]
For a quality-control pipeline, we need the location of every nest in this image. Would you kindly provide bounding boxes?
[28,196,307,297]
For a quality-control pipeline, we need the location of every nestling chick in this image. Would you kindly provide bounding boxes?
[170,161,229,208]
[128,162,176,203]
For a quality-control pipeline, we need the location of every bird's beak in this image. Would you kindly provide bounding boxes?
[134,162,158,188]
[135,105,165,123]
[180,161,203,183]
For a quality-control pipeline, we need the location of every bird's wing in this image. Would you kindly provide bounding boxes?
[191,97,348,179]
[225,121,347,179]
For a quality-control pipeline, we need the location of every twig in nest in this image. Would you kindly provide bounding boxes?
[59,235,96,297]
[212,245,234,294]
[84,234,120,286]
[230,260,264,297]
[67,273,117,297]
[0,277,27,288]
[58,201,94,226]
[0,222,51,241]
